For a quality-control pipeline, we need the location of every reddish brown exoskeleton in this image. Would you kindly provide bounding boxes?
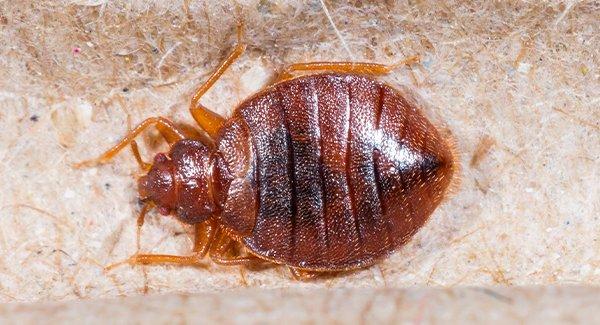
[77,26,457,279]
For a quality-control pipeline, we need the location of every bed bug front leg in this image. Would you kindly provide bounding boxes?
[75,117,185,168]
[189,23,246,138]
[130,140,152,172]
[135,201,154,250]
[276,55,420,81]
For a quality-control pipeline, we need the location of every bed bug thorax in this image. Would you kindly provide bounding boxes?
[76,24,456,279]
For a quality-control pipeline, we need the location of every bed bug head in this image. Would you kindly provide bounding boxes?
[138,139,216,224]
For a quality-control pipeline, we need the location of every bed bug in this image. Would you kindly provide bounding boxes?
[77,26,457,279]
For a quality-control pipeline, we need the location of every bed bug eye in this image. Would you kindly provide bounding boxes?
[154,153,168,164]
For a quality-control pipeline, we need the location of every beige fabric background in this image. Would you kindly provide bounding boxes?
[1,287,599,324]
[0,0,598,320]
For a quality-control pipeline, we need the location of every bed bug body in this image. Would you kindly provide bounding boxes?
[136,73,455,272]
[80,28,456,277]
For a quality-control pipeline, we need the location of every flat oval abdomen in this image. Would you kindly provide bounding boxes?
[227,73,454,271]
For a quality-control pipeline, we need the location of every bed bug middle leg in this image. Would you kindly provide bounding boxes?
[75,117,185,167]
[192,220,217,257]
[188,23,246,138]
[208,231,264,266]
[276,55,420,81]
[106,221,217,270]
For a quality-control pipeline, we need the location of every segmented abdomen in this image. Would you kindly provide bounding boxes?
[220,73,453,271]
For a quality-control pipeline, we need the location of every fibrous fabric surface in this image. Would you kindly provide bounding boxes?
[0,0,598,308]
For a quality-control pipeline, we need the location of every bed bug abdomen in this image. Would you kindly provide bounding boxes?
[216,73,455,271]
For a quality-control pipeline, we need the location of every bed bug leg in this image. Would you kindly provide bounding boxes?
[107,253,206,269]
[277,55,420,81]
[208,231,264,266]
[130,118,184,171]
[192,220,217,257]
[156,123,186,144]
[74,117,185,168]
[288,267,321,281]
[105,222,216,271]
[135,201,154,250]
[189,23,246,138]
[130,140,152,172]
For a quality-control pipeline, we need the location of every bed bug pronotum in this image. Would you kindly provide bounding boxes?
[77,25,457,279]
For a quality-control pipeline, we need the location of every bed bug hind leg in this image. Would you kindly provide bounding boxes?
[105,221,216,271]
[277,55,420,81]
[189,22,246,138]
[75,117,186,168]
